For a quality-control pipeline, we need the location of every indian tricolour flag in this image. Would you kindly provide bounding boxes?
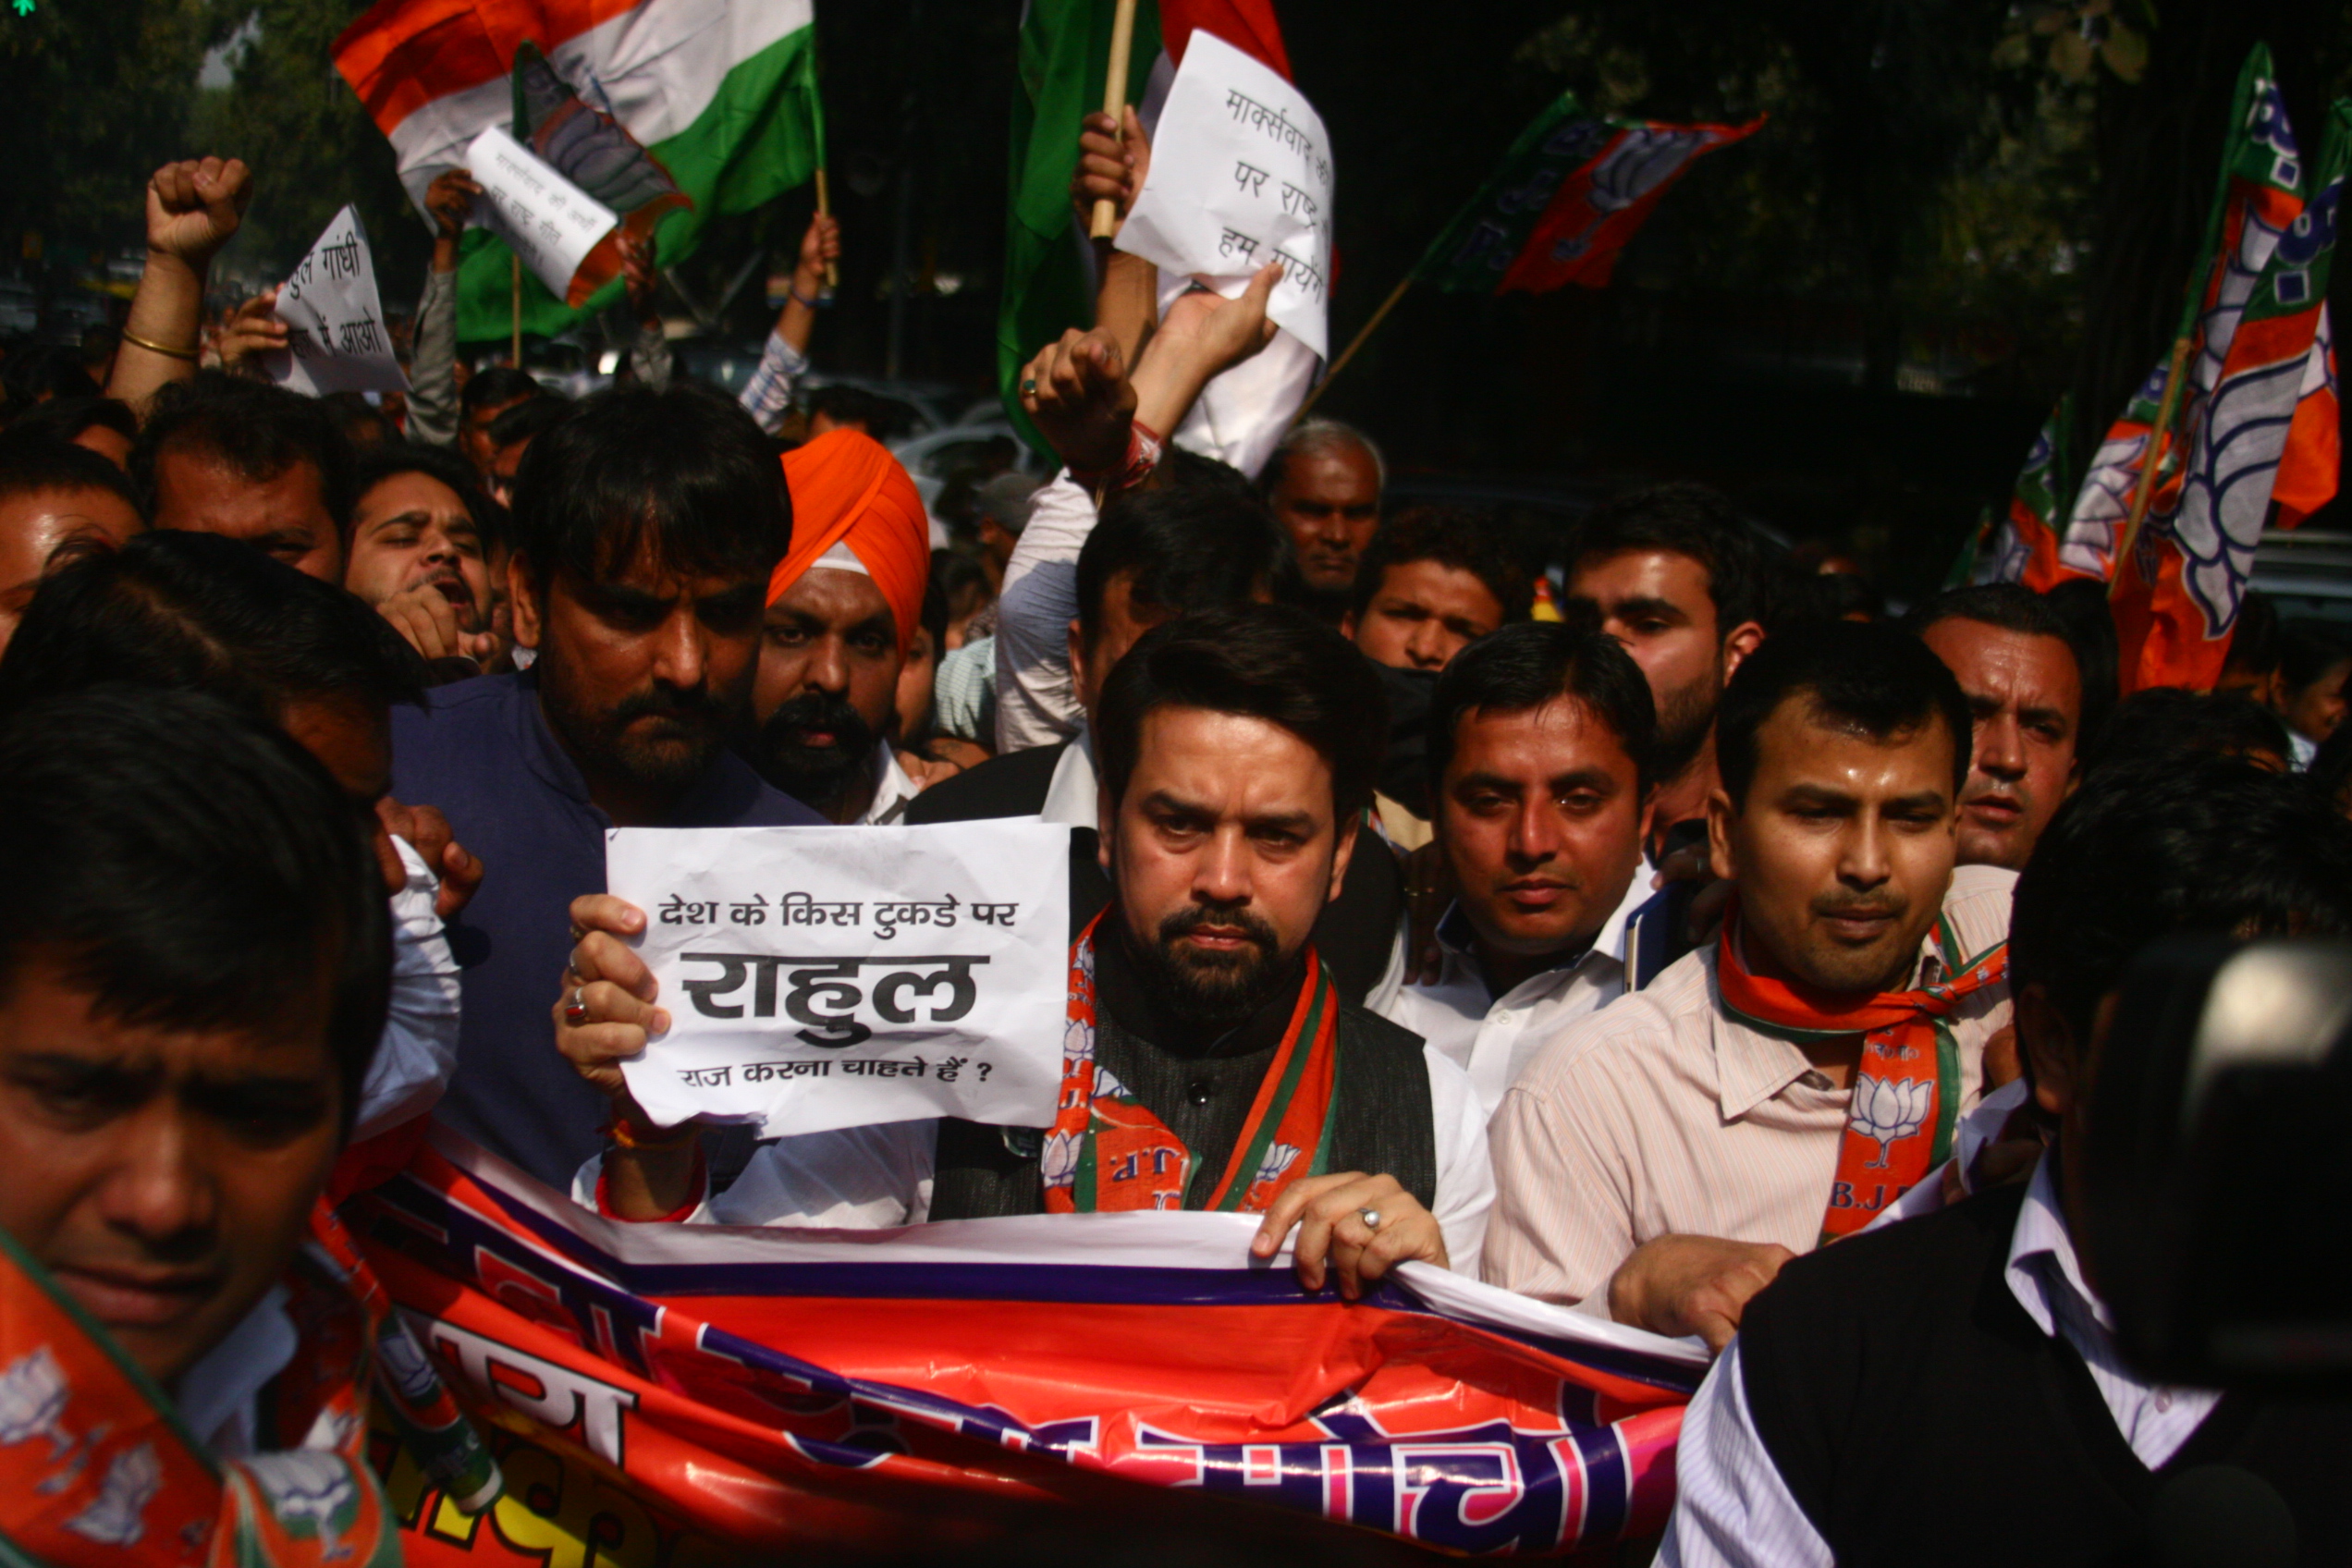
[335,0,823,343]
[1003,0,1306,475]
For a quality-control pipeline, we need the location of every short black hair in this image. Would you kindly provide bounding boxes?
[2084,688,2290,777]
[1074,453,1282,649]
[1097,605,1387,823]
[803,384,920,443]
[0,431,143,517]
[0,528,427,721]
[2013,754,2352,1047]
[508,383,790,593]
[1427,622,1660,796]
[130,373,357,542]
[2036,578,2121,750]
[1568,481,1770,640]
[0,686,391,1131]
[1349,506,1535,626]
[1717,619,1973,806]
[2278,619,2350,696]
[461,365,543,422]
[4,394,138,452]
[1902,582,2073,643]
[487,393,572,452]
[351,440,508,554]
[1904,582,2085,730]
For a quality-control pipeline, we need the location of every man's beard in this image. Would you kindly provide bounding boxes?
[541,669,731,795]
[744,691,879,812]
[1651,668,1721,782]
[1122,903,1294,1032]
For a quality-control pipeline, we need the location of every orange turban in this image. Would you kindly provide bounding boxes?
[770,428,930,655]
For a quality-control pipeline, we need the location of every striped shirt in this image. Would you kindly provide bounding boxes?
[737,329,808,435]
[1482,864,2016,1311]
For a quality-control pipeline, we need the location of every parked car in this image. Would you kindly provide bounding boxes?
[0,281,38,337]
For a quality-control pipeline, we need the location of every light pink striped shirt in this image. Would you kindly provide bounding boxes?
[1482,864,2017,1311]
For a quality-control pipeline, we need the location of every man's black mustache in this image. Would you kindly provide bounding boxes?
[611,685,730,726]
[762,692,877,753]
[1158,902,1280,960]
[1811,894,1907,921]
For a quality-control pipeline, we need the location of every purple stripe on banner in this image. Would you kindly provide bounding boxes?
[371,1170,1697,1394]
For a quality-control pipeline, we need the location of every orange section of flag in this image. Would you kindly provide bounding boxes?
[334,0,642,136]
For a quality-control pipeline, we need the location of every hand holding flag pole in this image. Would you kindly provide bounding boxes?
[1088,0,1141,240]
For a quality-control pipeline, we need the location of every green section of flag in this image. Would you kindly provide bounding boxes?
[455,24,824,344]
[1415,91,1605,295]
[998,0,1161,456]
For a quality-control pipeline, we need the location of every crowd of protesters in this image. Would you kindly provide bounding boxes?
[3,114,2350,1567]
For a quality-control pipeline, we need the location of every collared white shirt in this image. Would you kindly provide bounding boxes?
[1040,727,1100,828]
[1378,868,1652,1120]
[1658,1156,2223,1568]
[1483,864,2016,1311]
[857,738,925,826]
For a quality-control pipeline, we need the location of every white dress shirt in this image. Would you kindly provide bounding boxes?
[1658,1155,2223,1568]
[1378,870,1651,1120]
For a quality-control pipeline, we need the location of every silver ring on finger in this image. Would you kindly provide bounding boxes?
[564,986,589,1026]
[1358,1207,1382,1232]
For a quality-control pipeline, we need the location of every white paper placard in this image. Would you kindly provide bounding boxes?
[266,205,408,397]
[465,125,619,303]
[1116,30,1333,360]
[606,822,1071,1139]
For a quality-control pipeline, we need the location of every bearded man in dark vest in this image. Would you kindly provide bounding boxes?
[563,606,1491,1295]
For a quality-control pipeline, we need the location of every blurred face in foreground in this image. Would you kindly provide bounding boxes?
[1919,617,2079,870]
[1102,706,1355,1028]
[1711,696,1960,995]
[1345,558,1505,672]
[0,952,341,1384]
[0,484,143,655]
[1437,696,1646,962]
[345,470,492,628]
[514,538,766,821]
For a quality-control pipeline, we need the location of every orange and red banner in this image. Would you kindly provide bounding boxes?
[353,1130,1701,1562]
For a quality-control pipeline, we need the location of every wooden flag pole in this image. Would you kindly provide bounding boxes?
[2109,333,2196,599]
[510,253,523,367]
[1292,272,1415,425]
[815,168,839,292]
[1088,0,1140,240]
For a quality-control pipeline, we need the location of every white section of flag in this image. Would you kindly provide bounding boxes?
[382,0,813,213]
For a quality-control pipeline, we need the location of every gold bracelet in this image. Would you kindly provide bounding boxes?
[120,328,199,362]
[603,1115,699,1151]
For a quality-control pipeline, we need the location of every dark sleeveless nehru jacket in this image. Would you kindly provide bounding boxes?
[1736,1185,2352,1567]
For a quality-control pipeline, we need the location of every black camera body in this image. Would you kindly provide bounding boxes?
[2084,937,2352,1392]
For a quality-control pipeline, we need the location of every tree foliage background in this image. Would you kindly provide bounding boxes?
[3,0,2349,589]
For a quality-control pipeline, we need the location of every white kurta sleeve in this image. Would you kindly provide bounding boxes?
[993,472,1099,753]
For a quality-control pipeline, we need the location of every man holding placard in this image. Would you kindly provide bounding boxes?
[558,606,1490,1292]
[392,385,822,1190]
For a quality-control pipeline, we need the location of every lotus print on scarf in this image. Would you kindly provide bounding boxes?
[1846,1074,1933,1170]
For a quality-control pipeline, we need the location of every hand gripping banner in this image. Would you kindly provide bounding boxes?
[351,1129,1702,1562]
